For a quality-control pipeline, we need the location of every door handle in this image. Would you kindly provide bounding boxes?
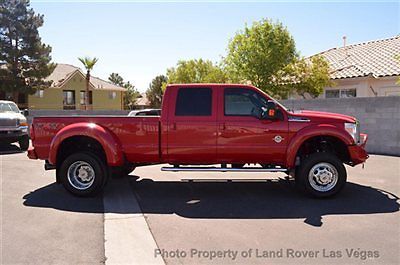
[219,123,226,130]
[172,122,177,130]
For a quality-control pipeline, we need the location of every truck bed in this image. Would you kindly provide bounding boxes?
[31,116,161,164]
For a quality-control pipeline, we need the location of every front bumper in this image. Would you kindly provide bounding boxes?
[348,133,369,166]
[0,126,29,142]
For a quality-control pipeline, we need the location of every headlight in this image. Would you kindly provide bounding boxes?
[19,118,28,130]
[345,122,360,144]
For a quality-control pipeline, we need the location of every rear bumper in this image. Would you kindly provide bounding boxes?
[348,133,369,166]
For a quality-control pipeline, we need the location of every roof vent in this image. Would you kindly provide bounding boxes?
[343,36,348,56]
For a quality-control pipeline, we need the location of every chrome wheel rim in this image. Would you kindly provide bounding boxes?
[67,161,95,190]
[308,162,338,192]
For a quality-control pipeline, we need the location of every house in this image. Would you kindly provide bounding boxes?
[135,93,151,109]
[317,35,400,98]
[27,63,126,110]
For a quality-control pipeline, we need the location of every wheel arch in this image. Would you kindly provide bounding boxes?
[48,122,124,167]
[286,124,354,168]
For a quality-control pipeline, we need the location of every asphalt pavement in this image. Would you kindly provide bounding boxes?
[0,144,105,264]
[131,155,400,265]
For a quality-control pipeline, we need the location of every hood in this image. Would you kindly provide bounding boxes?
[290,110,356,123]
[0,112,26,126]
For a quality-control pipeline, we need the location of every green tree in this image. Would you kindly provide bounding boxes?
[108,72,124,86]
[225,18,332,99]
[224,19,297,96]
[108,72,140,109]
[276,56,333,99]
[0,0,54,100]
[146,75,167,108]
[78,56,98,110]
[292,56,333,98]
[166,59,228,84]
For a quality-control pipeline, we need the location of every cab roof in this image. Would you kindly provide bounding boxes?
[167,83,257,89]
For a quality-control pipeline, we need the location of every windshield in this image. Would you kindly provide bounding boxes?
[0,102,20,113]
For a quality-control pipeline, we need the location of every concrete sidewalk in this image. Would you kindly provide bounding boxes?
[103,177,165,265]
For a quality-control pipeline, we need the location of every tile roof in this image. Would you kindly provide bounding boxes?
[45,63,127,91]
[135,93,150,106]
[316,35,400,80]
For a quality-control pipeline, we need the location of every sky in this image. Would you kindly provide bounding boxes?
[30,1,399,92]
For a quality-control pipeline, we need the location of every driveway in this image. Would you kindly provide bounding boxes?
[0,146,399,265]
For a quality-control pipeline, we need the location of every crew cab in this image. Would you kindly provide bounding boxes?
[28,84,368,197]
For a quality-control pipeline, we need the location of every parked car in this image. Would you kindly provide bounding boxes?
[0,100,29,150]
[28,84,368,197]
[128,109,161,116]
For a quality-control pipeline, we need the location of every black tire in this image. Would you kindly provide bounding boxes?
[295,152,346,198]
[59,152,108,197]
[18,135,29,151]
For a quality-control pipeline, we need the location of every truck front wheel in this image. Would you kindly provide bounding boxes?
[59,152,107,197]
[296,153,346,198]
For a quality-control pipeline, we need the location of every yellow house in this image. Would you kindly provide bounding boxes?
[28,63,126,110]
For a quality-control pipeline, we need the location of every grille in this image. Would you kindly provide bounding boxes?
[0,118,18,127]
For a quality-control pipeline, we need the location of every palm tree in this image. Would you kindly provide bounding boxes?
[78,56,98,110]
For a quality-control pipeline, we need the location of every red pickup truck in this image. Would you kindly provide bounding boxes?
[28,84,368,198]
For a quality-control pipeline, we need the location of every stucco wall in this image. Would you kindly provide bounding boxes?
[28,87,63,110]
[282,96,400,156]
[28,72,123,110]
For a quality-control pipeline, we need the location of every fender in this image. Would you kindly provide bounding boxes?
[48,122,124,166]
[286,123,354,168]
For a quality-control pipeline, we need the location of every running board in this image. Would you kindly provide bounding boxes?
[161,166,288,173]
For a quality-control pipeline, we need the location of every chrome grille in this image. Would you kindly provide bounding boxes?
[0,118,18,127]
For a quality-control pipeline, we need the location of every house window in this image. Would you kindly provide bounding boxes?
[34,89,44,98]
[325,90,340,98]
[340,89,357,98]
[109,91,117,100]
[63,90,75,110]
[175,87,212,116]
[326,88,356,98]
[80,91,93,105]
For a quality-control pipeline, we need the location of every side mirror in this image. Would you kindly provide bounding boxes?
[22,109,29,116]
[261,102,278,120]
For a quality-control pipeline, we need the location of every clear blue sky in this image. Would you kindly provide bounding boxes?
[31,1,399,92]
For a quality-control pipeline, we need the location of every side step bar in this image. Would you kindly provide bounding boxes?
[161,166,288,173]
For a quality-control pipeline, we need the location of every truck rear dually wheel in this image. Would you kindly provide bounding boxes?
[296,153,346,198]
[59,152,107,197]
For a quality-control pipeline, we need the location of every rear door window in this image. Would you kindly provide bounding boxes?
[175,88,212,116]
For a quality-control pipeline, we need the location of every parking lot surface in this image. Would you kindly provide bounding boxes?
[0,144,105,264]
[1,144,399,265]
[131,155,400,264]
